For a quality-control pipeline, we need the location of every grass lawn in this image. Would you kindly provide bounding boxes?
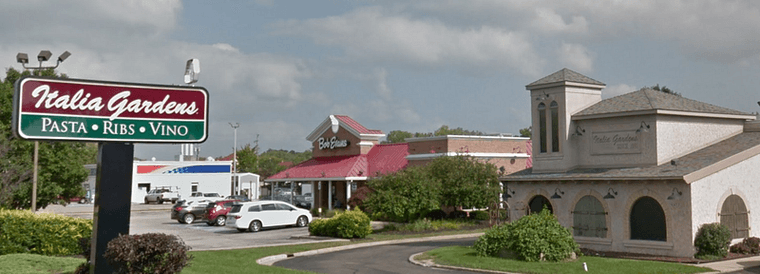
[0,253,84,274]
[423,246,716,274]
[182,229,486,274]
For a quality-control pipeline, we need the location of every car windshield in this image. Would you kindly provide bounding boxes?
[204,193,220,197]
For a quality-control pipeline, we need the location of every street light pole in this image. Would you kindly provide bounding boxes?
[16,50,71,212]
[229,123,239,195]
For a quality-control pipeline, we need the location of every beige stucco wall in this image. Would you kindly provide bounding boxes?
[504,180,694,257]
[690,153,760,244]
[572,115,658,168]
[656,116,744,165]
[530,85,602,173]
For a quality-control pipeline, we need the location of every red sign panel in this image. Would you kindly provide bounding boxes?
[13,77,209,143]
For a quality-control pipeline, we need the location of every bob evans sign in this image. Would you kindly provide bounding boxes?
[318,136,349,150]
[13,77,208,143]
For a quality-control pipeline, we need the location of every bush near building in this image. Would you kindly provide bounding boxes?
[694,223,732,259]
[309,210,372,239]
[0,209,92,256]
[729,237,760,255]
[473,208,579,262]
[103,233,192,274]
[363,167,441,223]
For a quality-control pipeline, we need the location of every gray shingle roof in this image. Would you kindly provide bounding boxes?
[575,88,750,117]
[503,131,760,182]
[527,68,605,88]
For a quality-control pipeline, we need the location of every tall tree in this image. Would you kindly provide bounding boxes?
[426,155,500,209]
[385,130,413,143]
[0,68,89,209]
[235,143,258,173]
[519,127,532,138]
[649,84,680,96]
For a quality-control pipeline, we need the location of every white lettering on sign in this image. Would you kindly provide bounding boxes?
[149,122,189,136]
[30,85,199,121]
[318,136,349,150]
[41,117,89,134]
[102,121,135,135]
[107,91,198,121]
[33,85,104,111]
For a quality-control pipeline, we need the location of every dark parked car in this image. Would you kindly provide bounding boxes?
[171,200,210,224]
[203,199,238,226]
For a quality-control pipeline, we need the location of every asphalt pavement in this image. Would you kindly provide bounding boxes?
[38,203,760,273]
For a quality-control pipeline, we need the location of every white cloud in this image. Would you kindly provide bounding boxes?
[531,8,588,34]
[212,43,240,53]
[557,43,593,73]
[603,84,637,99]
[274,6,543,77]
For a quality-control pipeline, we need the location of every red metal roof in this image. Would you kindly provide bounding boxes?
[335,115,384,135]
[267,143,408,181]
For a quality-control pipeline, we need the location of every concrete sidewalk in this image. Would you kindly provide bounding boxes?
[698,255,760,273]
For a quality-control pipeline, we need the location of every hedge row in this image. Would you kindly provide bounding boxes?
[309,210,372,239]
[0,209,92,256]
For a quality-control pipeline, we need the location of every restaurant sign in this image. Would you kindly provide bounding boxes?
[590,130,641,155]
[12,76,208,143]
[318,136,349,150]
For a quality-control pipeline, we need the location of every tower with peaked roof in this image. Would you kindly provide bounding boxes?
[526,68,606,173]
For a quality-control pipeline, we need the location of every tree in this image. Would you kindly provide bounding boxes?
[235,143,258,173]
[363,167,441,222]
[649,84,680,97]
[519,127,531,138]
[432,125,485,136]
[426,155,500,209]
[0,68,90,209]
[255,149,312,179]
[385,130,413,143]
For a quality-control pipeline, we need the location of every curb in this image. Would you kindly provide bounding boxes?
[256,232,484,266]
[408,251,519,274]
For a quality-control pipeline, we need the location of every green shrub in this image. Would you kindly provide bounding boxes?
[363,167,441,223]
[0,209,92,256]
[104,233,192,274]
[309,210,372,238]
[469,210,490,221]
[473,208,578,262]
[730,237,760,255]
[694,223,731,259]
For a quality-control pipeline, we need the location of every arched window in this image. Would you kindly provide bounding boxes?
[538,103,547,153]
[550,101,559,152]
[573,196,607,238]
[720,195,749,239]
[528,195,552,215]
[630,196,666,241]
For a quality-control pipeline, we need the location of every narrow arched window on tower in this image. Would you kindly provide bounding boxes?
[550,101,559,152]
[538,102,547,153]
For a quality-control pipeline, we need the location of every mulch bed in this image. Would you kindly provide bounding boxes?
[580,248,755,264]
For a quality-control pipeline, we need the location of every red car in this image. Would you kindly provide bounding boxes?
[203,200,238,226]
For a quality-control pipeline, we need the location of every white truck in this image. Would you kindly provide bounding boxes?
[144,186,181,204]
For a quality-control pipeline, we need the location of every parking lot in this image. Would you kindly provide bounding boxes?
[39,202,343,251]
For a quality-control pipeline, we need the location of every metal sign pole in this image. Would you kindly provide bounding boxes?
[90,142,134,274]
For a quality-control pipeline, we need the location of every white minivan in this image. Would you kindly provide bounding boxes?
[226,200,312,232]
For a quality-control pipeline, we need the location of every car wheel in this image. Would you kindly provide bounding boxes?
[296,216,309,227]
[158,199,164,204]
[144,198,149,204]
[215,216,226,226]
[183,213,195,224]
[249,220,262,232]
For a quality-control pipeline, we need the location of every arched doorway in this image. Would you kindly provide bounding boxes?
[720,194,749,239]
[528,195,552,215]
[630,196,666,241]
[573,195,607,238]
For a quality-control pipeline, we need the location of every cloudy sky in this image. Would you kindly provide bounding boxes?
[3,1,760,160]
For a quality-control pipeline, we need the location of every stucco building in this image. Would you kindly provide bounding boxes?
[502,68,759,257]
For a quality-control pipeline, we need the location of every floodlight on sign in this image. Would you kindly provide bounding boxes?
[184,58,200,84]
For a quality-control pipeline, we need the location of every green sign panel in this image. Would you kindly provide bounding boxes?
[13,77,209,143]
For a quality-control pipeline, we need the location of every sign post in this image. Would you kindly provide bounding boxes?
[12,76,209,274]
